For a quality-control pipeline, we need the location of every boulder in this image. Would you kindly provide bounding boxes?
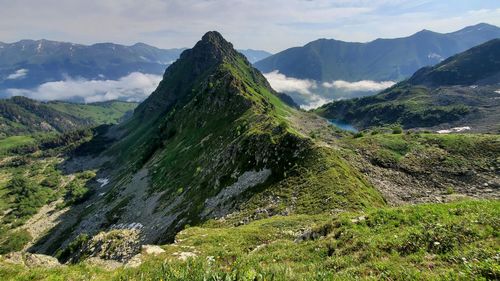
[70,229,141,263]
[24,253,61,268]
[141,245,165,255]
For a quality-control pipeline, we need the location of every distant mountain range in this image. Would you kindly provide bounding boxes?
[255,23,500,82]
[316,39,500,132]
[0,39,271,94]
[237,49,272,63]
[0,40,184,90]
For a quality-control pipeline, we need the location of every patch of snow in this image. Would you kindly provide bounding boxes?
[494,90,500,94]
[97,178,109,187]
[427,53,444,61]
[6,69,28,80]
[111,222,144,230]
[436,126,471,134]
[36,42,42,53]
[159,60,175,65]
[98,192,106,197]
[469,85,478,89]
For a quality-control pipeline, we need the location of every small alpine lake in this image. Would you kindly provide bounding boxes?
[328,119,358,133]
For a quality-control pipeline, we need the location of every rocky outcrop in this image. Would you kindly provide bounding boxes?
[125,244,166,268]
[69,229,141,263]
[2,252,62,268]
[141,245,165,255]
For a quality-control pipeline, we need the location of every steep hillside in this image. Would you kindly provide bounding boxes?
[316,39,500,132]
[255,23,500,82]
[409,38,500,86]
[31,32,385,256]
[1,200,498,280]
[0,97,137,137]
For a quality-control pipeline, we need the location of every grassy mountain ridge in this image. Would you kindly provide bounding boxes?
[0,96,137,138]
[409,38,500,86]
[316,39,500,132]
[255,23,500,82]
[30,32,385,255]
[0,31,498,281]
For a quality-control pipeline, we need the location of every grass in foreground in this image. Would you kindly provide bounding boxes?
[0,199,498,280]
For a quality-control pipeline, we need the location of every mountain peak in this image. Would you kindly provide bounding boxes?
[201,31,227,45]
[448,23,500,36]
[134,31,253,117]
[184,31,237,61]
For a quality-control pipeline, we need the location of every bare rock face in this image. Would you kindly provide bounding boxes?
[2,252,61,268]
[24,253,61,268]
[70,229,141,263]
[2,252,25,266]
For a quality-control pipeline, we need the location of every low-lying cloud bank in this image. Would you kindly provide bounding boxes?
[6,69,29,80]
[264,71,396,110]
[6,72,162,103]
[263,70,316,95]
[263,71,329,110]
[322,80,396,91]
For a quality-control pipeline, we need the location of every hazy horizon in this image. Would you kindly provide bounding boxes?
[1,0,499,53]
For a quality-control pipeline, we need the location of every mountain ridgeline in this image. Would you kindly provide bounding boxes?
[32,31,384,254]
[316,39,500,132]
[0,39,270,95]
[0,40,185,91]
[255,23,500,82]
[0,96,137,137]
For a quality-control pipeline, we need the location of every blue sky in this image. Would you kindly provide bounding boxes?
[0,0,498,52]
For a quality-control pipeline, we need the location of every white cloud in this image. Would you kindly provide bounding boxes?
[6,69,28,80]
[6,72,161,103]
[263,70,332,110]
[322,80,395,91]
[263,70,316,95]
[300,96,332,111]
[264,72,397,110]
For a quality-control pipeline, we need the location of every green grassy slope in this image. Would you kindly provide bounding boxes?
[0,156,95,254]
[0,97,137,138]
[0,136,35,155]
[46,101,137,125]
[1,200,497,280]
[113,32,385,220]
